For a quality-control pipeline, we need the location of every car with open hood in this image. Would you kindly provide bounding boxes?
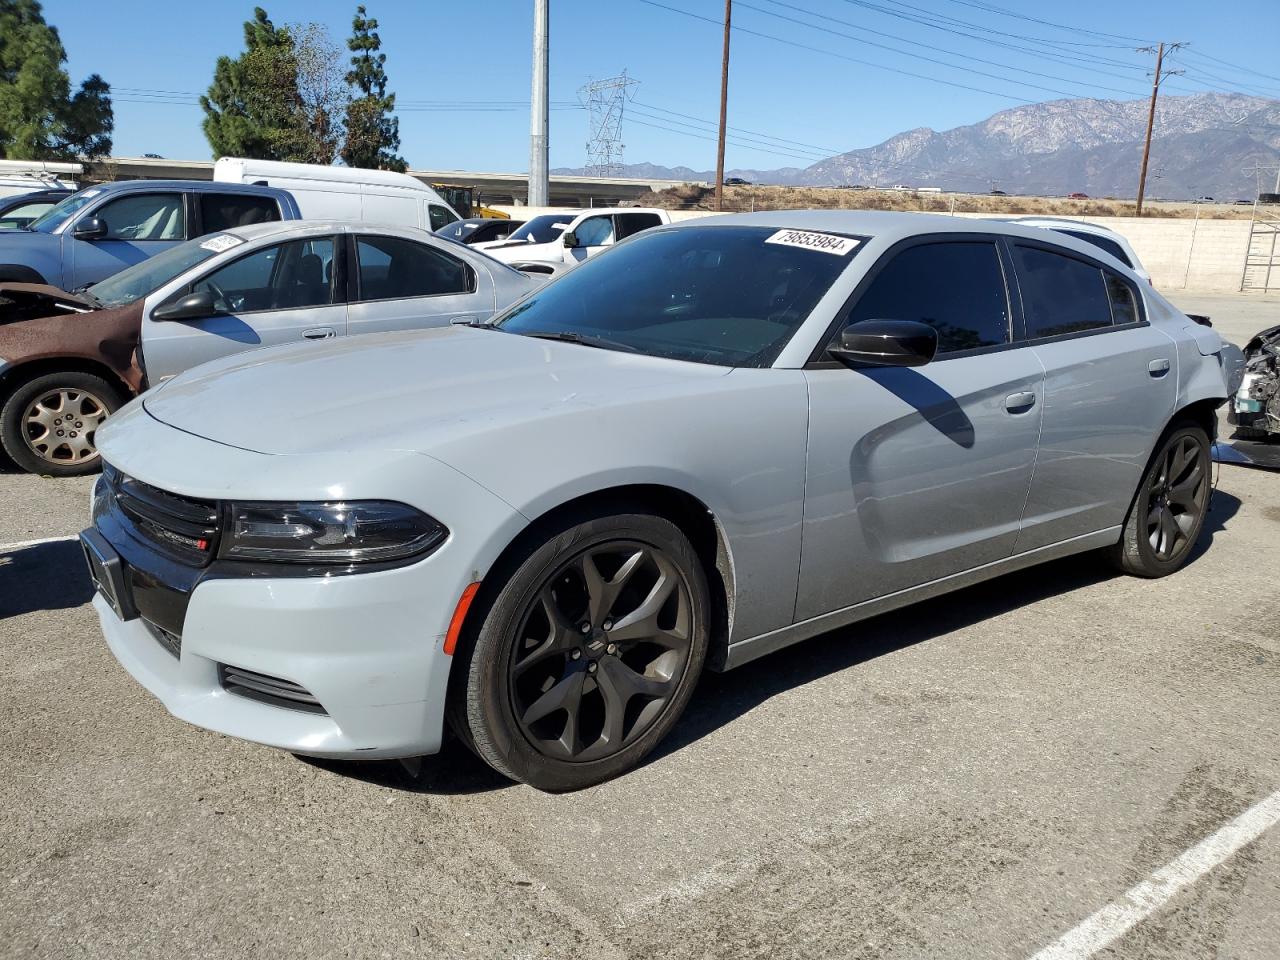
[83,210,1244,791]
[0,221,540,475]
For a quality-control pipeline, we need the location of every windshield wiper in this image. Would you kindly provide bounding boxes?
[519,330,640,353]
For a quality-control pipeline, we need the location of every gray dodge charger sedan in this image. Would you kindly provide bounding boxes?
[84,211,1245,790]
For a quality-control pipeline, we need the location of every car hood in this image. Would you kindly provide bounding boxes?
[0,281,93,327]
[141,326,730,457]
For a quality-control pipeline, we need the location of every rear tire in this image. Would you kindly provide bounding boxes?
[453,510,709,791]
[0,372,125,476]
[1107,423,1211,577]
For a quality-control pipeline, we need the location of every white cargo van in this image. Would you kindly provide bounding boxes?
[213,157,460,231]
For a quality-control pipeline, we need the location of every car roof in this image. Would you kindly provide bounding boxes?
[673,209,1087,242]
[82,179,288,196]
[218,220,456,243]
[667,209,1139,274]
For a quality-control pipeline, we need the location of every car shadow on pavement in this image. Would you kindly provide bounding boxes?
[651,489,1244,768]
[307,491,1245,795]
[0,539,93,619]
[299,737,514,795]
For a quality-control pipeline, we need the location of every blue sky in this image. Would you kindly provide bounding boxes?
[44,0,1280,173]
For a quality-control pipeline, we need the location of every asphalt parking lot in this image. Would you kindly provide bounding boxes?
[1,292,1278,960]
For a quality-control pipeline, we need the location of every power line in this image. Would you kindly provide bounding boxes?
[1182,48,1280,87]
[935,0,1154,46]
[842,0,1149,73]
[748,0,1147,99]
[637,0,1038,103]
[634,101,841,154]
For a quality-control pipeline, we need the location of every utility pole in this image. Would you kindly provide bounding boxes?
[714,0,732,212]
[528,0,549,208]
[1135,41,1184,217]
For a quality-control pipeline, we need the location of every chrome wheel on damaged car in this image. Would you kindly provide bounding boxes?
[456,512,709,791]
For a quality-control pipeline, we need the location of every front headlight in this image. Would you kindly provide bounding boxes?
[220,501,447,564]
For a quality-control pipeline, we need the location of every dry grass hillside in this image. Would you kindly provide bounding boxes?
[638,184,1259,220]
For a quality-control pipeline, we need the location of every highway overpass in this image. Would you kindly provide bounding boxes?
[84,157,703,208]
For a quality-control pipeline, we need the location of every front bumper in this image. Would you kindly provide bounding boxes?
[90,559,455,759]
[87,402,530,759]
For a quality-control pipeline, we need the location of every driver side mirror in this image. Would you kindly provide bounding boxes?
[71,216,107,240]
[562,230,579,249]
[152,290,221,322]
[829,319,938,367]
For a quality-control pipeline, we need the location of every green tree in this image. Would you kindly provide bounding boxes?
[0,0,113,160]
[201,7,307,160]
[341,5,405,171]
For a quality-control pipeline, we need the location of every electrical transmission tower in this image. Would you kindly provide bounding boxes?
[578,72,638,177]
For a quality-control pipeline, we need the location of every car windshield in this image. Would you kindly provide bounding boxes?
[26,190,97,233]
[495,225,860,367]
[86,235,228,307]
[506,214,570,244]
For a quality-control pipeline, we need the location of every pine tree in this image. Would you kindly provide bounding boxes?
[0,0,113,160]
[201,7,306,160]
[341,6,405,171]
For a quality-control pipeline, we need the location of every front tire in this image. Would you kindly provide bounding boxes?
[0,372,124,476]
[1107,423,1211,577]
[455,511,709,791]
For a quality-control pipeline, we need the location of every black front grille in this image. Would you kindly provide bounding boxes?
[219,665,327,715]
[107,467,220,566]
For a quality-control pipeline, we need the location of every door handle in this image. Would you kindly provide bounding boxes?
[303,327,336,340]
[1004,391,1037,414]
[1148,358,1171,378]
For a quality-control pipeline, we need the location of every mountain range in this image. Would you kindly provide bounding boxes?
[552,93,1280,199]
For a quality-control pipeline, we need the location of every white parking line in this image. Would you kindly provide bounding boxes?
[1031,789,1280,959]
[0,534,79,552]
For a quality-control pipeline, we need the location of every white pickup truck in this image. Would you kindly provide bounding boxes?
[475,207,671,267]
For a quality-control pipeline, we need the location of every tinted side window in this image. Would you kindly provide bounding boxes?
[200,194,280,232]
[192,238,335,313]
[1106,272,1140,326]
[846,241,1010,353]
[95,193,186,241]
[356,236,474,301]
[1059,229,1132,267]
[616,213,663,239]
[428,204,458,231]
[1013,245,1113,339]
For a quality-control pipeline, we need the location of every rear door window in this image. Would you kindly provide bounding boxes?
[845,240,1010,354]
[615,212,663,239]
[199,194,281,232]
[355,235,474,301]
[1106,272,1141,326]
[94,193,186,241]
[1013,245,1113,339]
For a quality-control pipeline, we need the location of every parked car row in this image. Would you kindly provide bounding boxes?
[0,221,543,475]
[78,209,1244,790]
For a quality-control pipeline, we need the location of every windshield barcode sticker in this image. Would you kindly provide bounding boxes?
[765,229,860,255]
[200,234,244,253]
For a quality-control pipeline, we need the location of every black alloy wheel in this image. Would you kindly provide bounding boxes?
[1144,433,1208,562]
[509,541,694,763]
[454,511,709,791]
[1108,423,1211,577]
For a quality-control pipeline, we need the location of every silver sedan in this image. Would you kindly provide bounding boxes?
[87,211,1243,791]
